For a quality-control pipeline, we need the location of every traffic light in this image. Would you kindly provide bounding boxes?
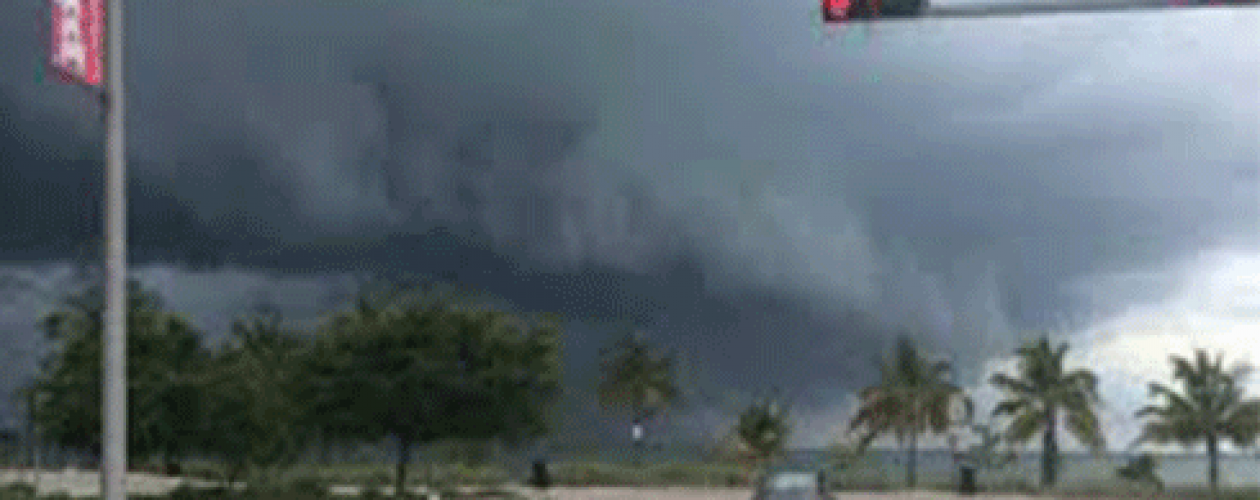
[823,0,927,22]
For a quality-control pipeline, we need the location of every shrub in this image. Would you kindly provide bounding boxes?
[180,462,223,481]
[0,484,36,500]
[360,470,392,488]
[284,477,328,497]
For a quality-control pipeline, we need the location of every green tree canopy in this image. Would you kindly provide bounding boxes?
[596,330,684,446]
[733,389,793,466]
[304,284,563,495]
[24,280,210,465]
[1133,349,1260,492]
[197,308,313,487]
[990,336,1105,489]
[1116,452,1163,491]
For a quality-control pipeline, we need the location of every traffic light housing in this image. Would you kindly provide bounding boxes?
[823,0,928,22]
[821,0,1254,23]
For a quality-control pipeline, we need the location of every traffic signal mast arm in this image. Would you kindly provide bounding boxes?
[824,0,1254,23]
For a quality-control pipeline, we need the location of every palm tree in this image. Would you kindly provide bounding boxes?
[849,335,972,488]
[989,336,1106,489]
[597,331,684,463]
[1132,349,1260,492]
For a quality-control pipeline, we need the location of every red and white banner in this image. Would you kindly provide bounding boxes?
[50,0,103,86]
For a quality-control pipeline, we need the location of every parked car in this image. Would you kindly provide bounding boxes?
[752,469,834,500]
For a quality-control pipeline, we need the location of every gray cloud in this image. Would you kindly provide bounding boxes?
[1,0,1256,445]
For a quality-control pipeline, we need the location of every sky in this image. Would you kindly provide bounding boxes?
[0,0,1258,454]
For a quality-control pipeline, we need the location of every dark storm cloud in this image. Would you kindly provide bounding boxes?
[1,0,1257,443]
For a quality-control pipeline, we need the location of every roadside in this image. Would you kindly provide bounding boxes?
[0,468,1191,500]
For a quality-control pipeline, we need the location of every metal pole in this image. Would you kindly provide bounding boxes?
[102,0,127,497]
[827,0,1254,23]
[27,388,36,487]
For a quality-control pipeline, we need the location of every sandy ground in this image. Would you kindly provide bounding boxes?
[0,468,1062,499]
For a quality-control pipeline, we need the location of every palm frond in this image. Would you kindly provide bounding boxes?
[990,373,1036,395]
[1065,407,1106,452]
[992,398,1032,418]
[1003,407,1045,444]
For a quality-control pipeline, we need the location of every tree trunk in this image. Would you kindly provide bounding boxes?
[632,409,644,466]
[226,461,247,493]
[395,434,412,498]
[907,432,918,488]
[1042,410,1058,489]
[1206,435,1219,492]
[317,429,330,466]
[162,449,180,476]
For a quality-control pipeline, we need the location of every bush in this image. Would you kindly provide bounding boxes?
[269,477,327,498]
[0,484,36,500]
[181,462,223,481]
[366,470,393,487]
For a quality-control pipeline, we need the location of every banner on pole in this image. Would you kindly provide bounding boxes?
[50,0,103,86]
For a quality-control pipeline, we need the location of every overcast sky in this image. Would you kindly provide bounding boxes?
[1,0,1257,452]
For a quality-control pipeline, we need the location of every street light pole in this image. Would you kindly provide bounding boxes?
[27,387,38,489]
[102,0,127,497]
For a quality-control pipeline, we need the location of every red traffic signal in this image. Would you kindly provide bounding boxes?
[822,0,887,22]
[822,0,852,21]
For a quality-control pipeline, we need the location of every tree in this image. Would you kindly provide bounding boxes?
[298,281,402,468]
[962,424,1016,470]
[24,280,210,467]
[989,336,1106,489]
[1132,349,1260,492]
[437,305,564,447]
[197,309,313,489]
[596,330,684,463]
[1116,453,1163,492]
[732,389,792,471]
[849,335,971,488]
[305,285,563,496]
